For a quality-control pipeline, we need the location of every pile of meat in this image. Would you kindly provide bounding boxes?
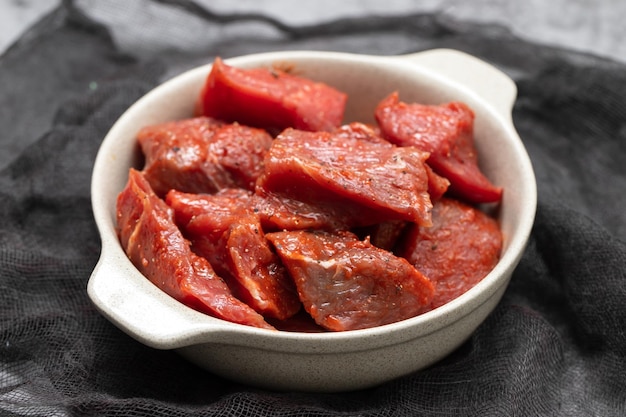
[116,57,503,332]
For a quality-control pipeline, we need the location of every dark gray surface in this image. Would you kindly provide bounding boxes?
[2,0,626,63]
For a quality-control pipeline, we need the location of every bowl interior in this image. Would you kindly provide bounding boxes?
[91,51,535,350]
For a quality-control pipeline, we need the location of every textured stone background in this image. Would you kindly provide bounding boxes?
[2,0,625,63]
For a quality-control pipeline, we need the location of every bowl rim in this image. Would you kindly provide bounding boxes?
[89,49,537,353]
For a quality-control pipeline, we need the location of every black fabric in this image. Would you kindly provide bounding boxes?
[1,1,625,415]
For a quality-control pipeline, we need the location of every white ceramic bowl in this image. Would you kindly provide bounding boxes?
[88,49,536,392]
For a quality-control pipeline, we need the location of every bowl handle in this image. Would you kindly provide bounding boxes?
[396,49,517,123]
[87,245,225,350]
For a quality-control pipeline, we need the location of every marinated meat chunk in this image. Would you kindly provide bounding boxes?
[138,117,272,197]
[116,169,274,330]
[424,163,450,202]
[166,188,252,276]
[397,197,502,309]
[375,92,502,203]
[166,189,301,320]
[210,122,274,190]
[356,164,449,251]
[226,217,301,320]
[256,127,434,228]
[266,230,435,331]
[166,188,253,234]
[253,188,353,232]
[196,57,347,133]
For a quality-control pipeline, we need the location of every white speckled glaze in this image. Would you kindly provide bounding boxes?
[88,49,536,392]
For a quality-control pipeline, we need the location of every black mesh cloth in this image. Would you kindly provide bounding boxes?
[1,1,625,415]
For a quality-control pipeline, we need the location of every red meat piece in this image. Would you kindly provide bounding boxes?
[375,92,502,203]
[196,57,347,133]
[253,188,353,232]
[266,230,435,331]
[138,117,272,197]
[225,217,301,320]
[424,163,450,202]
[397,197,502,309]
[166,188,253,235]
[166,188,252,276]
[256,127,434,228]
[116,169,274,330]
[166,189,301,320]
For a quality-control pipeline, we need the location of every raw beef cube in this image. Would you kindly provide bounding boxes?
[266,230,435,331]
[116,169,274,330]
[138,117,272,197]
[253,188,353,232]
[225,215,301,320]
[256,127,434,228]
[166,189,301,320]
[166,188,252,277]
[397,197,502,309]
[375,92,502,203]
[196,57,347,133]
